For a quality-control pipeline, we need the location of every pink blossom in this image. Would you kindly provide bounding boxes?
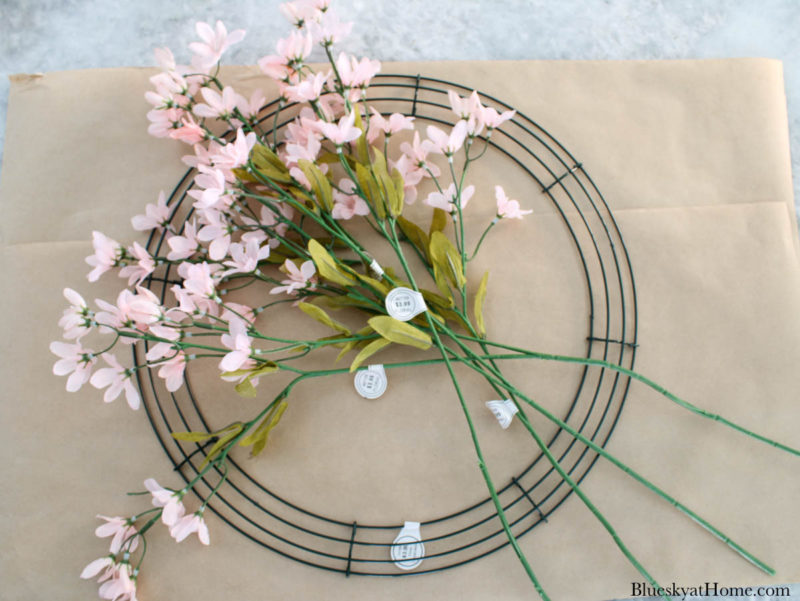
[284,134,322,166]
[169,510,210,545]
[424,183,474,213]
[86,231,123,282]
[147,107,184,138]
[50,341,96,392]
[285,71,329,103]
[335,52,381,90]
[270,259,316,295]
[210,128,257,174]
[222,239,271,276]
[95,515,139,554]
[332,178,369,220]
[315,94,343,121]
[144,478,186,526]
[318,111,361,146]
[127,286,166,327]
[180,262,220,301]
[219,317,254,372]
[131,191,171,232]
[367,108,414,143]
[96,562,137,601]
[400,131,441,176]
[157,352,187,392]
[58,288,93,340]
[197,211,233,261]
[480,105,515,130]
[95,290,139,334]
[153,47,176,71]
[258,54,292,82]
[188,166,230,213]
[80,555,115,581]
[308,10,353,45]
[182,140,223,169]
[193,86,243,120]
[447,90,486,136]
[389,154,423,203]
[119,242,155,286]
[495,185,532,219]
[236,88,267,119]
[90,353,141,410]
[448,89,482,121]
[424,121,468,157]
[188,21,245,70]
[146,71,186,109]
[279,0,322,28]
[169,114,206,144]
[285,112,323,147]
[259,30,313,81]
[221,302,257,325]
[167,220,201,260]
[250,205,293,248]
[145,341,174,363]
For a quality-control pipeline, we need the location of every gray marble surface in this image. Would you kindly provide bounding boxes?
[1,1,798,600]
[1,0,800,221]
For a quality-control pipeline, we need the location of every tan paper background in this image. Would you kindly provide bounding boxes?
[1,59,799,601]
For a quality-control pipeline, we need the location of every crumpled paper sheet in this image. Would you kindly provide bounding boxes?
[1,59,798,601]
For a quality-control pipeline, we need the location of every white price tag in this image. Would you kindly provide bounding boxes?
[354,364,388,399]
[385,287,427,321]
[485,399,518,429]
[391,521,424,571]
[369,259,384,279]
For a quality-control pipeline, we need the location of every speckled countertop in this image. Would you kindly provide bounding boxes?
[1,1,798,600]
[2,0,799,221]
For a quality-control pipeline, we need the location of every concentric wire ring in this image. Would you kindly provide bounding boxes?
[134,73,638,576]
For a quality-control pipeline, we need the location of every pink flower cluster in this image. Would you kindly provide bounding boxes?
[65,3,534,598]
[81,479,210,601]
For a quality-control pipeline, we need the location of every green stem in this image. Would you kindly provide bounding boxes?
[469,218,498,260]
[435,332,776,575]
[384,218,550,599]
[455,334,800,458]
[514,409,668,600]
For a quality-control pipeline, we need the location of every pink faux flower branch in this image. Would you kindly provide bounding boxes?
[53,2,800,600]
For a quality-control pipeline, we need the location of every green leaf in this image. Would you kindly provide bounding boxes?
[298,302,351,335]
[396,216,430,263]
[354,270,390,296]
[200,422,244,468]
[349,338,391,372]
[297,159,333,212]
[240,400,289,456]
[251,362,279,377]
[232,167,257,183]
[355,163,384,219]
[223,361,280,398]
[429,208,448,236]
[369,149,400,218]
[367,315,432,350]
[235,378,258,398]
[431,263,455,304]
[171,431,215,442]
[389,168,405,217]
[474,270,489,338]
[308,239,355,287]
[336,326,374,362]
[251,144,292,183]
[429,231,466,289]
[421,288,454,309]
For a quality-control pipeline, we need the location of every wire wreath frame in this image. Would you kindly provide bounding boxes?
[133,73,639,576]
